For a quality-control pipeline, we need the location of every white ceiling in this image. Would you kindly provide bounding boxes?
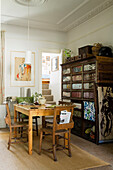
[1,0,113,32]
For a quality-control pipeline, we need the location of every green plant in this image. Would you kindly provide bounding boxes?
[64,48,71,58]
[32,92,42,102]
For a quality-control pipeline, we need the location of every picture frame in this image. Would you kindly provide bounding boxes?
[46,56,50,61]
[98,86,113,142]
[10,51,35,87]
[51,56,59,72]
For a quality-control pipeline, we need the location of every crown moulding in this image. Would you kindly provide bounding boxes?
[63,0,113,32]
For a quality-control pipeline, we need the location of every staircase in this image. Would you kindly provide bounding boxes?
[42,84,56,105]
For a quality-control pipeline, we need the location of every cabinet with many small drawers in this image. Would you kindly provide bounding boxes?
[61,56,113,144]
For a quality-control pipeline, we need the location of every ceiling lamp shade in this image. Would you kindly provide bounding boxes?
[25,50,32,65]
[14,0,47,6]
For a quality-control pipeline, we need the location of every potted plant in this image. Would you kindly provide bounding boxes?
[32,92,42,105]
[32,92,46,105]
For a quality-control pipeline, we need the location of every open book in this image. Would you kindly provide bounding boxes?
[60,110,71,124]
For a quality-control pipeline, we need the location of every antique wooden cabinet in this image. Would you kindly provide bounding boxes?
[61,56,113,144]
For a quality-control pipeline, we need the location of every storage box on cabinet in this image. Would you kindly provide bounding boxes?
[78,45,93,59]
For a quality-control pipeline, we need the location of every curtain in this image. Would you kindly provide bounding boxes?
[0,31,5,104]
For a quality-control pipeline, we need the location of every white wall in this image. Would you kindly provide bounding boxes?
[42,52,62,104]
[0,24,66,127]
[41,52,62,104]
[1,5,113,127]
[50,52,62,104]
[67,6,113,54]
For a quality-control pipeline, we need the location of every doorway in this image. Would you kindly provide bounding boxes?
[42,53,51,84]
[41,51,61,104]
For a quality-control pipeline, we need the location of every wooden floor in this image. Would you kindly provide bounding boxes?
[71,134,113,170]
[0,128,113,170]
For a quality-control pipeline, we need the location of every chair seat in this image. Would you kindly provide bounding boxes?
[11,122,28,128]
[41,127,69,135]
[45,118,53,124]
[19,114,40,136]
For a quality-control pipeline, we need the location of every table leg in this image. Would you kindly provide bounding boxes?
[42,116,45,128]
[29,112,32,155]
[14,106,17,137]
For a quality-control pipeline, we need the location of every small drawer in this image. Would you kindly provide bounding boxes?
[72,84,82,89]
[84,73,96,81]
[72,92,81,98]
[84,63,95,71]
[98,63,113,72]
[72,65,82,73]
[63,92,70,97]
[73,110,82,118]
[63,68,70,74]
[73,103,82,109]
[63,84,70,90]
[63,76,71,82]
[98,73,113,82]
[83,92,94,98]
[72,75,82,81]
[84,83,94,89]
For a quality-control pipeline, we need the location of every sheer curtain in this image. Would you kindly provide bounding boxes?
[0,31,5,104]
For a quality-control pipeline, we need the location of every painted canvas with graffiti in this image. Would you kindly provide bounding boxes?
[15,57,31,81]
[84,101,95,121]
[98,87,113,142]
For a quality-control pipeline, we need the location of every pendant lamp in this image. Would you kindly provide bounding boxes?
[24,0,32,65]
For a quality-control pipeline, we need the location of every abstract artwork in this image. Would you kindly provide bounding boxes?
[15,57,31,81]
[10,51,35,87]
[84,101,95,121]
[98,86,113,142]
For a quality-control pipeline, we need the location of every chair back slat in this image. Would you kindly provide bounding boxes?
[58,101,73,106]
[53,105,75,132]
[56,122,74,130]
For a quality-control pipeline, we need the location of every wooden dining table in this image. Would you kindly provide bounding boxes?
[14,104,54,155]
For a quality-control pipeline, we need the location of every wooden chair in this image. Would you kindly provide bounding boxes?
[16,97,40,136]
[58,100,73,106]
[39,105,74,161]
[5,103,28,150]
[21,115,39,136]
[45,101,73,126]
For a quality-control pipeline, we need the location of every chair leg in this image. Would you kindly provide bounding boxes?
[56,135,59,146]
[8,129,12,150]
[53,135,57,161]
[39,130,43,155]
[21,127,23,138]
[18,113,20,133]
[35,117,38,136]
[64,134,65,147]
[68,131,72,157]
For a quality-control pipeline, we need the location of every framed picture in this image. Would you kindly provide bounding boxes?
[98,86,113,142]
[10,51,35,87]
[46,56,50,61]
[42,59,45,63]
[51,56,59,72]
